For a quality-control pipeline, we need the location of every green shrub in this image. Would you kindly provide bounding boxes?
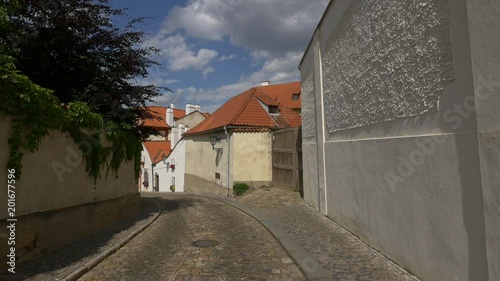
[233,183,250,196]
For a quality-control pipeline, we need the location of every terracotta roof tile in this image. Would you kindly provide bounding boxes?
[185,82,302,136]
[173,108,186,119]
[256,81,301,110]
[141,106,188,129]
[142,106,168,129]
[143,141,171,164]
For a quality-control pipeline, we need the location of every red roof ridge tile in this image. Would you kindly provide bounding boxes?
[230,88,257,125]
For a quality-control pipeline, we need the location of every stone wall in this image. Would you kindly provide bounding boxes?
[0,119,140,269]
[300,0,499,280]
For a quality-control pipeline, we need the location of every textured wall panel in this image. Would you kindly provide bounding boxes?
[301,66,316,138]
[322,0,454,132]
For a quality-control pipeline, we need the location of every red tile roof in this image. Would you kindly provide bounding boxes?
[185,84,302,136]
[143,141,171,164]
[256,81,301,110]
[141,106,187,129]
[173,108,186,119]
[142,106,168,129]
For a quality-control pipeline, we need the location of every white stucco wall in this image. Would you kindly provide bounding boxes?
[232,132,273,184]
[185,131,231,196]
[159,140,186,193]
[0,119,138,219]
[466,0,500,280]
[177,111,207,129]
[300,0,497,280]
[140,144,154,192]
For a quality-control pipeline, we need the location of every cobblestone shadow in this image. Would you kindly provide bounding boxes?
[0,197,165,281]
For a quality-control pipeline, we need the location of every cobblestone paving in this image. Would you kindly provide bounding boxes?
[79,196,305,281]
[0,197,159,281]
[233,188,421,281]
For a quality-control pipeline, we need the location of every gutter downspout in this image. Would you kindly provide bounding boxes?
[224,126,231,197]
[151,163,154,192]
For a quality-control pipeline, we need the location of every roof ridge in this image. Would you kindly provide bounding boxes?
[230,87,258,125]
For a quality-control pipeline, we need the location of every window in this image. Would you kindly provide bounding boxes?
[269,106,279,114]
[292,93,300,101]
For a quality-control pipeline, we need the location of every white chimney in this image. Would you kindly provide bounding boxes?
[260,81,270,86]
[166,108,174,127]
[195,105,201,112]
[171,127,178,146]
[186,103,196,115]
[170,103,175,109]
[178,124,185,140]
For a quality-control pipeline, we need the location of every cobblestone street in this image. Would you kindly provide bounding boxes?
[79,196,305,281]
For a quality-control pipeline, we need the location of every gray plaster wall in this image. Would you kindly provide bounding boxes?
[301,32,321,210]
[465,0,500,280]
[300,0,498,280]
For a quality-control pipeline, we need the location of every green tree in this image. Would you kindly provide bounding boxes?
[0,0,150,179]
[10,0,164,126]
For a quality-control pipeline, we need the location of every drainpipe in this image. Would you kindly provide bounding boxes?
[151,163,155,192]
[224,126,231,197]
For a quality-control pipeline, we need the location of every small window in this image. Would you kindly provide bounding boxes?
[269,106,279,114]
[292,94,300,101]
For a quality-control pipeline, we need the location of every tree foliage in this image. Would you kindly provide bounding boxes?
[0,0,160,180]
[9,0,163,125]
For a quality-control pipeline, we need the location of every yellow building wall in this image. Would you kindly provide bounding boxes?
[232,132,272,184]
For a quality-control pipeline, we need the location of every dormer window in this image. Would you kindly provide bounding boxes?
[292,93,300,101]
[269,106,279,114]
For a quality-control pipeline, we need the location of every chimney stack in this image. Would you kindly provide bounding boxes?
[260,81,270,86]
[195,105,201,112]
[171,127,178,146]
[186,104,196,115]
[178,123,186,141]
[166,107,174,127]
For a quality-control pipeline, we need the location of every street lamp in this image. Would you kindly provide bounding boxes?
[162,154,167,164]
[209,135,218,150]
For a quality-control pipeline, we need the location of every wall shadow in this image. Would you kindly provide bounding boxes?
[454,134,490,281]
[0,196,198,280]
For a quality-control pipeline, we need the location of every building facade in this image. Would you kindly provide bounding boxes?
[300,1,500,281]
[183,83,302,196]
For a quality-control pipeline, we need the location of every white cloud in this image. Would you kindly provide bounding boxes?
[202,66,214,80]
[218,54,238,61]
[162,0,329,57]
[147,33,218,72]
[166,51,301,112]
[163,79,181,84]
[146,0,328,113]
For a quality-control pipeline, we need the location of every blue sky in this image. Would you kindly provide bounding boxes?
[110,0,329,113]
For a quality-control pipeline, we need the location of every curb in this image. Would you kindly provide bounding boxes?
[63,198,163,281]
[157,192,338,281]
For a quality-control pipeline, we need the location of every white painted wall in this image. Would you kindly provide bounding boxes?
[140,144,154,192]
[185,131,231,196]
[158,140,186,193]
[184,130,276,195]
[300,1,498,280]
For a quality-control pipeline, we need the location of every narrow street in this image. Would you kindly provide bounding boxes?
[79,196,305,281]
